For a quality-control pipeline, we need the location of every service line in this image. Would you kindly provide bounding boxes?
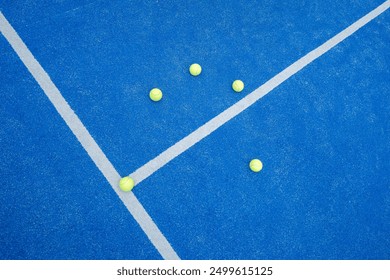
[129,0,390,186]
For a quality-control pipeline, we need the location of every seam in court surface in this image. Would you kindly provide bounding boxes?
[0,11,180,260]
[128,0,390,187]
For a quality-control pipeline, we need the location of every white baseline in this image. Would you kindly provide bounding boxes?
[0,12,180,260]
[129,1,390,186]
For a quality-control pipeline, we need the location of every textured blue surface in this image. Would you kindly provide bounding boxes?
[0,35,161,259]
[1,0,389,259]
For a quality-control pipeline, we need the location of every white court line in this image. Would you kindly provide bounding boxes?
[0,12,180,260]
[129,0,390,186]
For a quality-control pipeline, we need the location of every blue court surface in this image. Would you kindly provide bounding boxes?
[1,0,389,260]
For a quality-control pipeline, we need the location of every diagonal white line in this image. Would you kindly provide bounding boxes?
[129,0,390,186]
[0,11,180,260]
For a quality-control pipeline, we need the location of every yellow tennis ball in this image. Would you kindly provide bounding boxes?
[232,80,244,92]
[189,63,202,76]
[149,88,163,102]
[119,176,135,192]
[249,159,263,172]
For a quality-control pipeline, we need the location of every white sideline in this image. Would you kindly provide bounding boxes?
[0,11,180,260]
